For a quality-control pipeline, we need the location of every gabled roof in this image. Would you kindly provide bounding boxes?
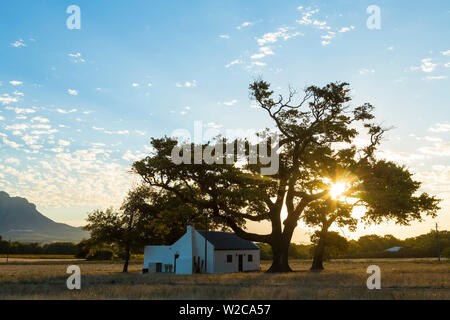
[385,246,402,252]
[197,230,259,250]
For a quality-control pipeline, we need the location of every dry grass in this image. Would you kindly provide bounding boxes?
[0,254,76,259]
[0,259,448,300]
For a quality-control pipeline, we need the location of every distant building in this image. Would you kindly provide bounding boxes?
[142,225,260,274]
[385,246,403,252]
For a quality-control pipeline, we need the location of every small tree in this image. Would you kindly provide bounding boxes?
[85,186,157,272]
[85,185,215,272]
[310,230,348,264]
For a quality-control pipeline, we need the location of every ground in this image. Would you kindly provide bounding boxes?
[0,258,448,299]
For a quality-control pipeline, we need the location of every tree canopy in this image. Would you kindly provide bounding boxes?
[131,80,440,272]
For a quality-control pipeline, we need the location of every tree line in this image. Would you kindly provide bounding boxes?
[258,229,450,260]
[2,229,448,260]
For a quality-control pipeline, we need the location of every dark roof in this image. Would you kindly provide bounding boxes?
[196,230,259,250]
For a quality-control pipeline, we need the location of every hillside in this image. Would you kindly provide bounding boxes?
[0,191,89,243]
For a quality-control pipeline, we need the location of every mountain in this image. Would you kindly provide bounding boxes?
[0,191,89,243]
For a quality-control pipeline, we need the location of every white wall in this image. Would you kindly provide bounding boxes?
[143,226,194,274]
[192,229,215,273]
[214,249,260,273]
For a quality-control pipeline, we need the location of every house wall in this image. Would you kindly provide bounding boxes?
[192,229,215,273]
[214,249,260,273]
[143,226,194,274]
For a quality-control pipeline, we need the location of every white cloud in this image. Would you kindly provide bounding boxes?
[296,8,319,25]
[441,50,450,56]
[132,83,139,87]
[321,40,331,46]
[0,94,18,105]
[387,46,394,51]
[135,130,147,136]
[57,108,77,114]
[359,68,375,75]
[9,107,36,114]
[418,141,450,157]
[22,135,39,146]
[122,150,146,162]
[103,129,129,135]
[30,129,58,135]
[0,116,4,121]
[5,158,20,165]
[68,52,85,63]
[429,123,450,133]
[257,27,302,46]
[225,59,243,68]
[31,116,50,123]
[175,80,197,88]
[9,80,23,86]
[6,123,28,131]
[251,61,267,67]
[219,34,230,39]
[68,89,78,96]
[58,139,71,146]
[31,124,51,129]
[206,122,223,129]
[423,75,447,81]
[338,26,355,33]
[251,46,274,59]
[223,99,238,106]
[420,58,437,72]
[11,39,26,48]
[237,21,254,30]
[1,136,22,150]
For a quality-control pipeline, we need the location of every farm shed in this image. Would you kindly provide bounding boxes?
[142,225,260,274]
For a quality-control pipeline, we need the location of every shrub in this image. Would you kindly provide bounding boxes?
[86,249,114,261]
[442,247,450,258]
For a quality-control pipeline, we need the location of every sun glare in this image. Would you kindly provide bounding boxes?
[329,182,348,200]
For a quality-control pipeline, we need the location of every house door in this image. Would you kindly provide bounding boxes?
[238,254,243,272]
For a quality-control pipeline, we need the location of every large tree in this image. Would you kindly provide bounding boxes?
[133,80,440,272]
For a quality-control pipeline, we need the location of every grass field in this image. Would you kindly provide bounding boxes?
[0,259,448,300]
[0,254,77,259]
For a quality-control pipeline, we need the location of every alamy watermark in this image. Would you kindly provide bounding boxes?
[66,265,81,290]
[366,265,381,289]
[366,5,381,30]
[169,121,280,175]
[66,5,81,30]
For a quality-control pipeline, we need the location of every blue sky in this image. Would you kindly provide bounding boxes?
[0,0,449,242]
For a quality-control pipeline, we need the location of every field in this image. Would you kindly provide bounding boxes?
[0,259,448,300]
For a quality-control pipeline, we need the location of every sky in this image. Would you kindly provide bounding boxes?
[0,0,449,243]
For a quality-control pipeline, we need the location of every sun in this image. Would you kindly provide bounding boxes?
[329,182,348,200]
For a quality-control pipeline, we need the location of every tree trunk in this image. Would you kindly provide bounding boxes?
[122,211,135,273]
[267,240,292,273]
[122,242,130,273]
[310,222,331,271]
[310,239,325,271]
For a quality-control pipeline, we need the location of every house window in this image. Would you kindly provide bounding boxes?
[227,255,232,263]
[248,254,253,262]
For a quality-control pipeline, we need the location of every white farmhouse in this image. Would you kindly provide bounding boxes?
[142,225,260,274]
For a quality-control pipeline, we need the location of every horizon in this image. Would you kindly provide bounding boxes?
[0,1,449,244]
